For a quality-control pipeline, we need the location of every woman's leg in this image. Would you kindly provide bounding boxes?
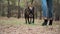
[41,0,48,18]
[41,0,48,26]
[47,0,53,25]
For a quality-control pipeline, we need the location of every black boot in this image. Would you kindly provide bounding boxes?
[49,20,53,25]
[42,19,48,26]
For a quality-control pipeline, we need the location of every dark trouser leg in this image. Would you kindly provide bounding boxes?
[42,19,48,26]
[49,20,53,25]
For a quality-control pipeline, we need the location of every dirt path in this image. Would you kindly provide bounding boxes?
[0,17,60,34]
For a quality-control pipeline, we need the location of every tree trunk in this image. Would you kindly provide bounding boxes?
[0,3,2,16]
[40,11,42,20]
[18,0,21,18]
[7,0,11,18]
[2,5,5,16]
[55,0,60,21]
[31,0,34,4]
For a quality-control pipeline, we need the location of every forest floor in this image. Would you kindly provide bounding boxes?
[0,17,60,34]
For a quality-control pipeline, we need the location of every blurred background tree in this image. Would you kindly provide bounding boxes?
[0,0,60,21]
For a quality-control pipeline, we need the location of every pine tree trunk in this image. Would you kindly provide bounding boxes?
[2,5,5,16]
[18,0,21,18]
[7,0,11,18]
[55,0,60,21]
